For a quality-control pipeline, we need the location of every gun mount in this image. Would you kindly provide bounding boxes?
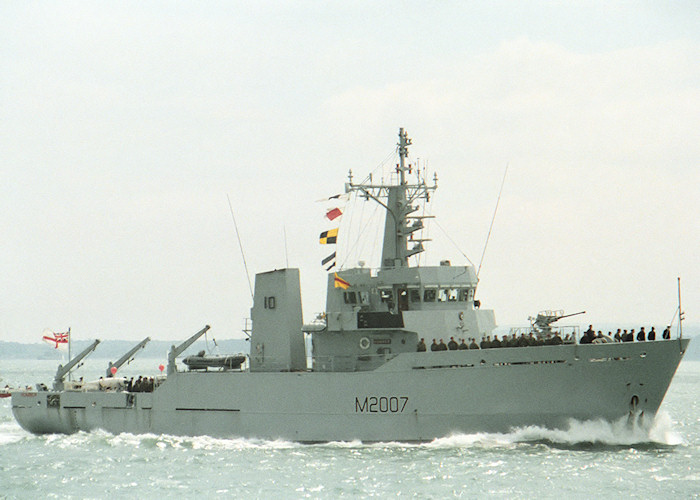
[53,339,101,391]
[106,336,151,378]
[529,310,585,335]
[167,325,211,376]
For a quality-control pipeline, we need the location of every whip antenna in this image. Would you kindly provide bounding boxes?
[227,194,254,299]
[678,276,684,339]
[477,163,509,280]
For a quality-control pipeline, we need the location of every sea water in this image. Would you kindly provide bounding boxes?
[1,358,698,499]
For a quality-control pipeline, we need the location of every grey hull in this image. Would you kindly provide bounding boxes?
[12,339,689,442]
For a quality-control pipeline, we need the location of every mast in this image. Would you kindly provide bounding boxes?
[398,127,410,186]
[346,128,437,269]
[678,277,683,339]
[67,327,71,381]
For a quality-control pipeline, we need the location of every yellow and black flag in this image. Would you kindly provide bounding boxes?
[319,228,338,245]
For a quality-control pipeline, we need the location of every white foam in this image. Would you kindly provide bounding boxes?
[647,411,683,446]
[0,421,27,445]
[106,432,299,451]
[104,413,683,450]
[322,439,363,448]
[4,411,681,451]
[429,411,683,449]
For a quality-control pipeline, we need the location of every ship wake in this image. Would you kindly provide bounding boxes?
[2,412,682,451]
[427,411,683,450]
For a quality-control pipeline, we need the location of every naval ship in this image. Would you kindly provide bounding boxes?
[12,129,690,442]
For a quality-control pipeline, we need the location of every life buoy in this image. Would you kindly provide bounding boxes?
[359,337,371,350]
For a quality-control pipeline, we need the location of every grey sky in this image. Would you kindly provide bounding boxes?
[2,2,698,341]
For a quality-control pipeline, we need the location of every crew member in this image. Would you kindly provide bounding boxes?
[637,327,646,342]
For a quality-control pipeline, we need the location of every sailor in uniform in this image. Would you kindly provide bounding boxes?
[663,326,671,339]
[648,327,656,341]
[637,327,646,342]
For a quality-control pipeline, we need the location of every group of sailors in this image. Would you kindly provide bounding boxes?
[579,325,671,344]
[416,332,566,352]
[126,376,155,393]
[416,324,673,352]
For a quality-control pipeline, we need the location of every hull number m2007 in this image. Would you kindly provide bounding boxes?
[355,396,408,413]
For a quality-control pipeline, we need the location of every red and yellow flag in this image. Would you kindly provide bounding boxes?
[334,273,350,289]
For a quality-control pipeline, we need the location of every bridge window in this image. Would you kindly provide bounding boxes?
[409,289,421,302]
[344,292,357,304]
[398,289,409,311]
[438,288,458,302]
[379,289,393,303]
[423,289,436,302]
[458,288,473,302]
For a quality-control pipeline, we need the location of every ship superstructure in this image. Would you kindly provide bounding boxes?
[12,129,690,442]
[309,128,494,372]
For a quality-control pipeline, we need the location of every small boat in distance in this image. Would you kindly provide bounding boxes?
[11,129,690,441]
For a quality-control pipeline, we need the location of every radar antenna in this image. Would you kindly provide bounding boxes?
[345,128,437,269]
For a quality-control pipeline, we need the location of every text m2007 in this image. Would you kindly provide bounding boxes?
[355,396,408,413]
